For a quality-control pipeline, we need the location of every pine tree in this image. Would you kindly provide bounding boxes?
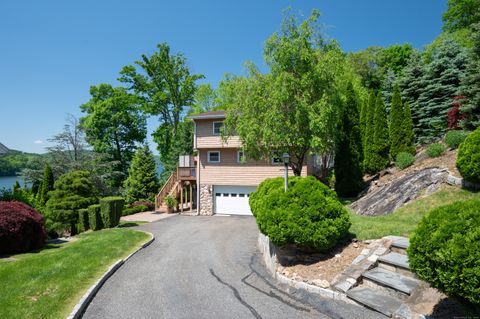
[389,84,404,158]
[372,94,390,171]
[124,144,159,203]
[37,164,54,206]
[334,82,364,197]
[460,23,480,129]
[381,69,398,111]
[359,98,367,146]
[400,101,416,154]
[363,91,378,173]
[416,37,468,142]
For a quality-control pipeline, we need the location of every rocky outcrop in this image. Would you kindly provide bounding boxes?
[350,167,449,216]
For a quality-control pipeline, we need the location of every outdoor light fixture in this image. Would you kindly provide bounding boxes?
[282,153,290,192]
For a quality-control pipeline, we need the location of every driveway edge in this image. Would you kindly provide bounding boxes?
[257,233,357,305]
[67,231,155,319]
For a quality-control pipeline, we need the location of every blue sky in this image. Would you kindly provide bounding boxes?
[0,0,446,154]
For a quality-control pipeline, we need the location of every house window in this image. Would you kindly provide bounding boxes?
[213,121,224,135]
[208,151,221,163]
[237,150,246,163]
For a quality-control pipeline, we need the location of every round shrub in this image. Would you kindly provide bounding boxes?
[457,128,480,183]
[395,152,415,170]
[408,199,480,305]
[0,201,46,254]
[250,176,351,251]
[426,143,446,158]
[444,130,468,149]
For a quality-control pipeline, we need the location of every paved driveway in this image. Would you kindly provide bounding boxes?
[82,215,383,319]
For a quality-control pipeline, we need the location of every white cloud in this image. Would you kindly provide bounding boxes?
[34,140,43,144]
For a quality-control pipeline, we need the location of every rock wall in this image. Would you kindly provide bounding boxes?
[199,184,214,215]
[350,167,449,216]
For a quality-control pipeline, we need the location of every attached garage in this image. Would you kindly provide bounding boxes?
[214,185,256,215]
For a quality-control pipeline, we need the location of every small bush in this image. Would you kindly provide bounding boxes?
[250,176,351,251]
[164,195,176,208]
[444,130,468,149]
[457,128,480,183]
[122,205,148,216]
[395,152,415,170]
[130,200,154,211]
[100,197,124,228]
[426,143,446,158]
[78,208,89,232]
[88,204,103,231]
[0,201,46,254]
[408,199,480,305]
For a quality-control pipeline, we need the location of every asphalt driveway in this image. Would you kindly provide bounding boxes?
[82,215,383,319]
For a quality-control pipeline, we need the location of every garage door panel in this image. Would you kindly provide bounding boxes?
[214,186,256,215]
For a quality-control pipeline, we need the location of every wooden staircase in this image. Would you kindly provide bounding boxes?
[155,166,196,212]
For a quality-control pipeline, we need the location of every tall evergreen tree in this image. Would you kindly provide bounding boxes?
[372,94,391,171]
[381,69,398,110]
[460,23,480,129]
[401,101,416,154]
[363,91,378,173]
[123,144,159,203]
[389,84,404,158]
[37,164,54,206]
[416,37,468,142]
[400,50,426,136]
[334,82,364,197]
[359,98,368,146]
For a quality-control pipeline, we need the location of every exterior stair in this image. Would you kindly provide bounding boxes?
[345,237,423,318]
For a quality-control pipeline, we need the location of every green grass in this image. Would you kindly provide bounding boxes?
[118,220,148,228]
[349,185,480,240]
[0,228,151,319]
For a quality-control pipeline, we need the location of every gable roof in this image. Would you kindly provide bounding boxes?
[0,142,9,155]
[189,110,226,120]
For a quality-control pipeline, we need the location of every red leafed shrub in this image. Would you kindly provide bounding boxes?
[130,200,154,211]
[0,201,46,254]
[447,96,465,130]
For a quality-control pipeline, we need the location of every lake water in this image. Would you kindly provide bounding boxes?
[0,176,28,190]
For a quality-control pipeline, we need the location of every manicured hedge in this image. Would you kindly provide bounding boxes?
[100,197,124,228]
[122,205,149,216]
[88,204,103,231]
[457,128,480,183]
[250,176,351,251]
[408,199,480,305]
[0,201,46,254]
[78,208,89,232]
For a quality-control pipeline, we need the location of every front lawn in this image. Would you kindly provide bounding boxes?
[0,228,151,319]
[349,185,480,240]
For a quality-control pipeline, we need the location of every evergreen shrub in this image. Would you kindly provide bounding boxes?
[426,143,446,158]
[408,199,480,305]
[249,176,351,251]
[122,205,149,216]
[395,152,415,170]
[445,130,468,149]
[457,128,480,183]
[88,204,103,231]
[131,200,155,211]
[0,201,46,254]
[100,197,124,228]
[78,208,89,232]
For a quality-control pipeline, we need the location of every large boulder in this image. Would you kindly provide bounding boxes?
[350,168,449,216]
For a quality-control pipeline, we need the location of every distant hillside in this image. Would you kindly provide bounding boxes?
[0,150,43,176]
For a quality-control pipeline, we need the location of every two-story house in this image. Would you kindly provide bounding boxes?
[190,110,316,216]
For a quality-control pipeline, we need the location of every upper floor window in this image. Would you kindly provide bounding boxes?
[237,150,246,163]
[208,151,221,163]
[213,121,224,135]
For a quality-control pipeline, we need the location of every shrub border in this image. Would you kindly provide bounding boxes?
[66,230,155,319]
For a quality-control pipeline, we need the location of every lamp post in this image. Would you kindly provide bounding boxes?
[282,153,290,192]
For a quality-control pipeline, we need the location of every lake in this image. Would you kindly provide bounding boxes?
[0,176,29,190]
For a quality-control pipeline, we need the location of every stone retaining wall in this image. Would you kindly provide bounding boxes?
[199,184,214,215]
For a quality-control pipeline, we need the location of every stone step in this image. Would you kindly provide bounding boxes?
[363,267,420,295]
[378,252,409,270]
[347,286,402,317]
[391,238,410,254]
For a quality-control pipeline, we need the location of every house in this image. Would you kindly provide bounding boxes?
[0,143,9,155]
[155,110,317,215]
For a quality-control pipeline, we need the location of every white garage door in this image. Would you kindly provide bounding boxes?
[214,186,256,215]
